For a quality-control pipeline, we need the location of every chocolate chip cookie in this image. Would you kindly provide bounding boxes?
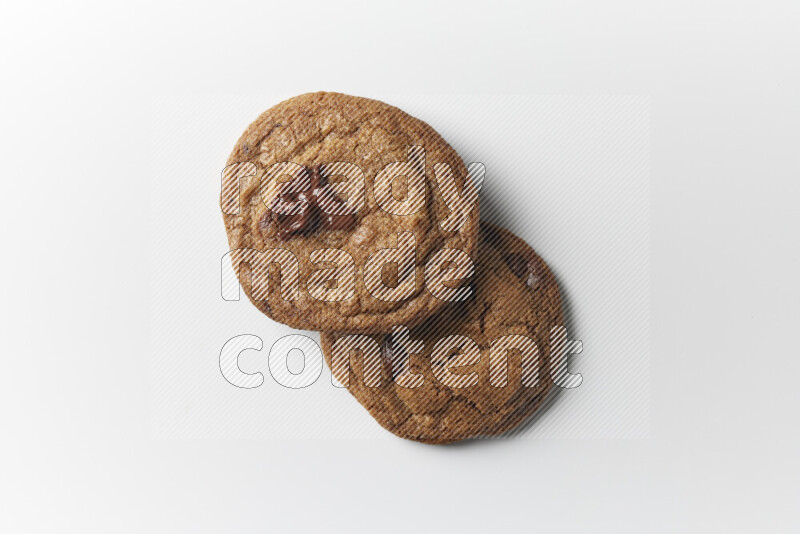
[222,92,479,332]
[320,222,563,444]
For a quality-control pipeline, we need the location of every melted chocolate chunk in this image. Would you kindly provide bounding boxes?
[504,253,541,289]
[505,253,529,279]
[268,165,356,240]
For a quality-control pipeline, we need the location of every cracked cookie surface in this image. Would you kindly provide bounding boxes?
[222,92,479,332]
[321,222,563,444]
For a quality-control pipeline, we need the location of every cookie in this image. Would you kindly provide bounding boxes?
[222,92,479,332]
[321,222,563,444]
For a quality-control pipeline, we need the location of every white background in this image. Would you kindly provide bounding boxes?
[1,1,799,532]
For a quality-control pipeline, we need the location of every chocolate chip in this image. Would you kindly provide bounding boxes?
[275,206,315,240]
[505,253,529,279]
[321,212,356,230]
[505,253,541,289]
[268,165,356,240]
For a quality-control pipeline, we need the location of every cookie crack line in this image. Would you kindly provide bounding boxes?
[478,301,492,334]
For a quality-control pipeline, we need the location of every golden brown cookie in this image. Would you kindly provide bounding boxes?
[321,222,563,444]
[222,92,479,332]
